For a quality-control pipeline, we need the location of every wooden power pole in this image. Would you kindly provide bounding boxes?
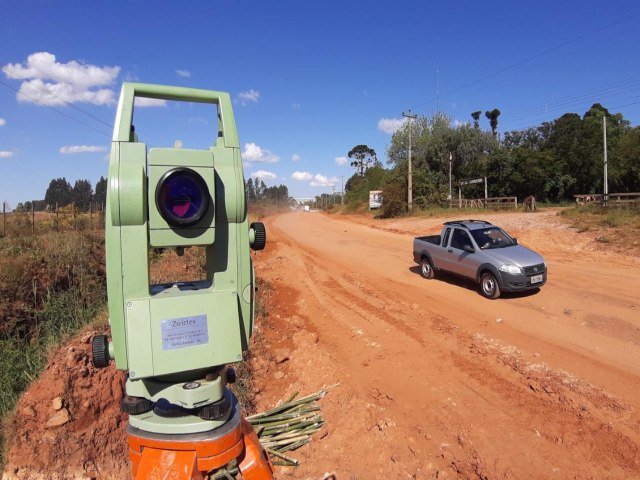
[603,116,609,207]
[402,110,417,211]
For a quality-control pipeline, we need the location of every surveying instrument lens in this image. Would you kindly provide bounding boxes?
[156,167,210,226]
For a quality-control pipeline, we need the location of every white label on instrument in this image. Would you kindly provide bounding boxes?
[161,314,208,350]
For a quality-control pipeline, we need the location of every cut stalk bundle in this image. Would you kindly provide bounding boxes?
[209,389,327,479]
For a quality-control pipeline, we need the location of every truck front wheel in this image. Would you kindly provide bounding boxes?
[480,272,501,299]
[420,258,435,279]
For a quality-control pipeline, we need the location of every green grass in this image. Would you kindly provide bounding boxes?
[560,204,640,229]
[559,204,640,252]
[0,230,106,466]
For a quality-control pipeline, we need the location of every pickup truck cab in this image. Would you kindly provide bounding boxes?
[413,220,547,299]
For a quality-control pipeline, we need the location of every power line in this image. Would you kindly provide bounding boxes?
[504,95,640,131]
[1,63,114,129]
[428,24,638,112]
[0,42,115,133]
[410,11,640,111]
[501,76,640,119]
[0,79,111,137]
[501,83,640,125]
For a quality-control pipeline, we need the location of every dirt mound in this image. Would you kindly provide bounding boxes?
[2,326,129,480]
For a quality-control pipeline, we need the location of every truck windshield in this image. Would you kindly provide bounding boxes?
[470,228,515,250]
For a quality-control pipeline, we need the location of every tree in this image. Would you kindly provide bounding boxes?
[94,176,107,208]
[485,109,501,137]
[471,111,482,129]
[72,179,93,212]
[245,178,256,203]
[264,184,289,204]
[386,112,496,209]
[344,165,387,204]
[255,180,267,201]
[44,178,73,208]
[348,144,377,176]
[502,128,544,151]
[612,126,640,192]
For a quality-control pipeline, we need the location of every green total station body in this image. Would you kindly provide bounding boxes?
[92,82,265,434]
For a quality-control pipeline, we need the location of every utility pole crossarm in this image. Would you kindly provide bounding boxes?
[402,110,417,211]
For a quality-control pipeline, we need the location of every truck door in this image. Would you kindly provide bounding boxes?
[447,228,480,278]
[431,227,451,269]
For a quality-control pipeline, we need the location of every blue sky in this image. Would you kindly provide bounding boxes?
[1,1,639,207]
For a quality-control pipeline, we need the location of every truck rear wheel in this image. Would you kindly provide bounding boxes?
[420,258,435,279]
[480,272,501,299]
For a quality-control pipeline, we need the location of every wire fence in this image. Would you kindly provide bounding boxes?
[1,203,105,238]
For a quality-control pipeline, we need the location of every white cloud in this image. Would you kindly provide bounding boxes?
[292,171,338,187]
[134,97,167,107]
[292,154,300,162]
[0,118,6,126]
[188,116,208,126]
[243,162,251,170]
[242,142,279,163]
[237,89,260,105]
[3,52,120,106]
[251,170,277,180]
[0,151,14,158]
[310,174,338,187]
[59,145,107,154]
[335,156,347,166]
[377,117,407,134]
[176,69,191,78]
[291,171,313,181]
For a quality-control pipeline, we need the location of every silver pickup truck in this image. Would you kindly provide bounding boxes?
[413,220,547,299]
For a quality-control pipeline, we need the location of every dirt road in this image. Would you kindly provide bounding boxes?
[253,210,640,479]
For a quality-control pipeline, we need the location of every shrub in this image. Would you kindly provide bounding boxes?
[0,231,106,466]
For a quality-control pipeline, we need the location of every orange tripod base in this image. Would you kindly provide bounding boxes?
[128,419,274,480]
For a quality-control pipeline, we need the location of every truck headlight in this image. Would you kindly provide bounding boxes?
[499,264,522,275]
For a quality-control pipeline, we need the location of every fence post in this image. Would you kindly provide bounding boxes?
[2,202,6,237]
[31,201,35,235]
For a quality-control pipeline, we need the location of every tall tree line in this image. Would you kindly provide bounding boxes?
[343,103,639,217]
[245,178,290,205]
[18,176,108,212]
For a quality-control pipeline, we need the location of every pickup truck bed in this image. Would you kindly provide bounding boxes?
[415,235,440,245]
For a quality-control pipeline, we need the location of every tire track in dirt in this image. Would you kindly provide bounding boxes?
[252,212,640,479]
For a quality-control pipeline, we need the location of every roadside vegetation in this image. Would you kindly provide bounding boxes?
[0,229,106,464]
[560,204,640,251]
[312,103,638,219]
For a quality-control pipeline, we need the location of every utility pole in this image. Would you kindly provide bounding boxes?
[402,110,417,211]
[340,173,345,205]
[603,116,608,207]
[436,65,440,112]
[448,152,452,204]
